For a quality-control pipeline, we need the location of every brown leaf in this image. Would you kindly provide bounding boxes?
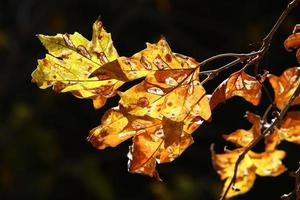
[210,70,262,110]
[268,67,300,110]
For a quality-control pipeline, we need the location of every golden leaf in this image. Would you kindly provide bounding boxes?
[31,19,122,109]
[278,111,300,144]
[268,67,300,110]
[87,38,211,178]
[223,112,261,147]
[284,25,300,62]
[90,38,200,81]
[212,148,286,198]
[119,67,211,122]
[210,70,262,110]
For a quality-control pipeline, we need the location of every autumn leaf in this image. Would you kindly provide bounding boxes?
[223,112,261,147]
[210,70,263,110]
[31,19,122,109]
[284,24,300,62]
[87,37,211,178]
[212,148,286,198]
[265,111,300,150]
[89,38,200,81]
[87,106,194,179]
[268,67,300,110]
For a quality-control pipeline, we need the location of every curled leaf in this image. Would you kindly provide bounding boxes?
[284,24,300,62]
[210,70,262,110]
[31,19,122,109]
[268,67,300,110]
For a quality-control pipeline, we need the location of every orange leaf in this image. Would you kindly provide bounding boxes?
[284,25,300,62]
[223,112,261,147]
[210,70,262,110]
[268,67,300,110]
[90,38,200,81]
[278,111,300,144]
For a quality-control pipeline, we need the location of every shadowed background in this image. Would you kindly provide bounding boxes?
[0,0,300,199]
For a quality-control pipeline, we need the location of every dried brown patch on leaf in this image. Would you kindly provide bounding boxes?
[210,70,263,110]
[268,67,300,110]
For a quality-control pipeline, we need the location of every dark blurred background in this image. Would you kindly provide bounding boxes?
[0,0,300,199]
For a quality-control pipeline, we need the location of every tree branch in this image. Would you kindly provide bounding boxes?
[281,162,300,200]
[200,0,300,85]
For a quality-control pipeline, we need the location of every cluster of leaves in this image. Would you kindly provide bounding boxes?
[212,26,300,198]
[31,18,300,198]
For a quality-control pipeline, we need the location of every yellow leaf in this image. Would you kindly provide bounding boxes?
[119,67,211,122]
[87,107,161,149]
[31,19,122,109]
[249,150,286,177]
[212,148,286,198]
[222,170,256,198]
[90,38,200,81]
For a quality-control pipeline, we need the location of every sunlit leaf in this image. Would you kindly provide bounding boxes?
[90,38,200,81]
[223,112,261,147]
[268,67,300,110]
[86,37,211,178]
[249,150,286,177]
[284,26,300,62]
[210,70,262,110]
[278,111,300,144]
[212,148,286,198]
[119,67,211,122]
[31,19,122,109]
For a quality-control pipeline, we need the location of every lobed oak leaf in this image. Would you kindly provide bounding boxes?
[268,67,300,110]
[118,67,211,123]
[223,112,261,147]
[212,148,286,198]
[87,40,211,178]
[210,70,262,110]
[31,19,122,109]
[89,38,200,81]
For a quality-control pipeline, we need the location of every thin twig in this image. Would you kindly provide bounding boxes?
[200,0,300,86]
[281,162,300,200]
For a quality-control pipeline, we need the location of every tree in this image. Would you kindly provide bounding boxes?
[31,0,300,199]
